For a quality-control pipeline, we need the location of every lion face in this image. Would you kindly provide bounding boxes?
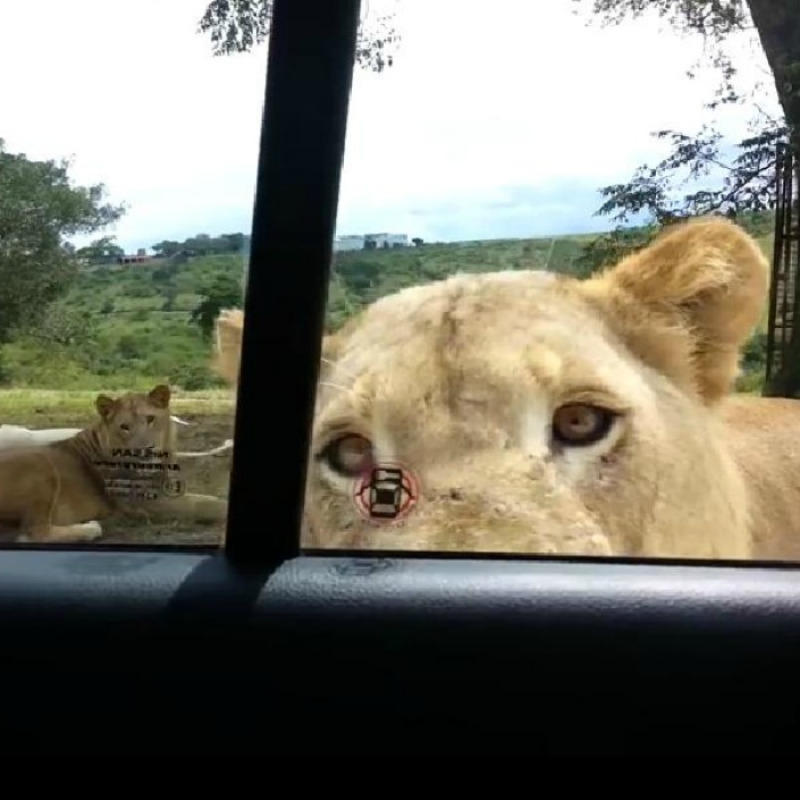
[303,218,768,560]
[95,384,174,453]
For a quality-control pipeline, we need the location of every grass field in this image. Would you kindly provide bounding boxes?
[0,388,234,419]
[0,389,236,547]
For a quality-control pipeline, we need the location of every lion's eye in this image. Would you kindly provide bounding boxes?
[146,415,155,425]
[119,423,130,433]
[319,434,374,477]
[551,404,615,447]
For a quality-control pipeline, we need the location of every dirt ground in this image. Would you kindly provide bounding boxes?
[0,398,235,548]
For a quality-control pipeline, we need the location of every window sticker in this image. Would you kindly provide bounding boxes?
[352,461,420,524]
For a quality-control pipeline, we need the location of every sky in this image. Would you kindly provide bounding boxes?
[0,0,780,254]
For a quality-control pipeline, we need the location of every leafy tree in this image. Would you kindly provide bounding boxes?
[0,139,125,342]
[116,333,144,361]
[190,273,243,339]
[152,240,183,258]
[162,288,178,312]
[220,232,246,253]
[572,0,800,394]
[153,233,250,259]
[76,235,124,265]
[198,0,400,72]
[21,299,100,348]
[152,264,176,284]
[170,362,219,391]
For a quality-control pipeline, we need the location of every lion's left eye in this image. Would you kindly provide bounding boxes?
[318,434,374,477]
[551,403,616,447]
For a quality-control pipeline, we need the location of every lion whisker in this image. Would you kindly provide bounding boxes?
[318,380,356,398]
[320,356,359,382]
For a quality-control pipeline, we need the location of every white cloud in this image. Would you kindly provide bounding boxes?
[0,0,267,250]
[0,0,780,251]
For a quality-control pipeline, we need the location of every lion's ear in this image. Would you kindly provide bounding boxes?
[148,384,171,409]
[318,313,363,382]
[582,217,769,405]
[96,394,117,419]
[211,308,361,386]
[317,334,344,386]
[212,308,244,385]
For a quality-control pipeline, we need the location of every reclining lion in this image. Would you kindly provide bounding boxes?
[0,384,229,544]
[214,217,800,561]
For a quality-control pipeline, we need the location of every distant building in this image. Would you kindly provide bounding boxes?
[333,234,366,252]
[117,248,155,266]
[364,233,408,249]
[333,232,409,252]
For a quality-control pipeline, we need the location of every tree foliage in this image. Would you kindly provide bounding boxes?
[572,0,795,272]
[190,273,244,340]
[198,0,400,72]
[76,236,125,265]
[0,139,125,342]
[152,232,249,259]
[574,0,750,106]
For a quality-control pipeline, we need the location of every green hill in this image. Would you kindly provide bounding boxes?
[0,221,776,392]
[326,234,596,330]
[2,252,247,391]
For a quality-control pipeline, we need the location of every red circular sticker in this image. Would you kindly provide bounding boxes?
[352,461,420,524]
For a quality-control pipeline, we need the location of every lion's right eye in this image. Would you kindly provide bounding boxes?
[318,434,374,477]
[551,403,616,447]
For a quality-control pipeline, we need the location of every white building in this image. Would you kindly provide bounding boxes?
[333,232,409,252]
[333,235,366,252]
[364,232,408,249]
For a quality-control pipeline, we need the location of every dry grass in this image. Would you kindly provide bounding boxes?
[0,388,234,424]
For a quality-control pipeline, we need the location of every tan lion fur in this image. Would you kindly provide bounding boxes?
[0,384,228,544]
[213,308,245,385]
[213,217,800,561]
